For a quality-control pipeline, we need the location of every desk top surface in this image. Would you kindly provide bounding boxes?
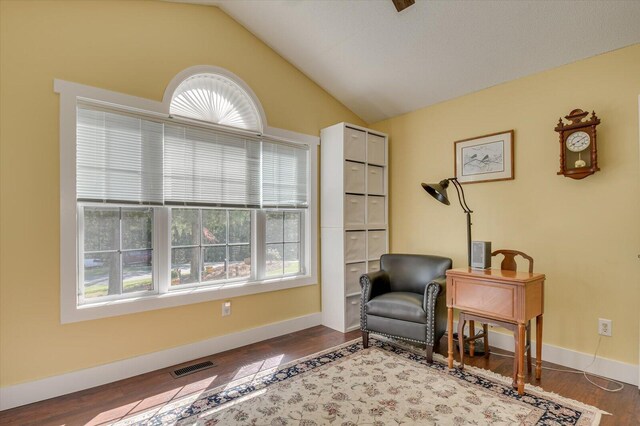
[446,267,545,283]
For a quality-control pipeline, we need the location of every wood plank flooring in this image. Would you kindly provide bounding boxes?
[0,326,638,425]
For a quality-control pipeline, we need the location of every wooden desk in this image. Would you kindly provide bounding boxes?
[445,268,545,395]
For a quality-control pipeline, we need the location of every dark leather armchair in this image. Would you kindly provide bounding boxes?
[360,254,452,363]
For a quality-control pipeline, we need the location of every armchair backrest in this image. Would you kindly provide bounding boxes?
[380,254,452,294]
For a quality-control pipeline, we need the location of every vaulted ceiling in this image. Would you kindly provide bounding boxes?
[180,1,640,123]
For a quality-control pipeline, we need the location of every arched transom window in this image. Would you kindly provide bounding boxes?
[169,73,263,132]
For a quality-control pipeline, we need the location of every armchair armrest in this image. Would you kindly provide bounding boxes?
[423,275,447,346]
[360,270,390,332]
[423,275,446,311]
[360,270,390,303]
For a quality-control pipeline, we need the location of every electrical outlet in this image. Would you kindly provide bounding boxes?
[598,318,612,336]
[222,300,231,317]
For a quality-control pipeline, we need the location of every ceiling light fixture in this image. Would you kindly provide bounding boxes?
[392,0,415,13]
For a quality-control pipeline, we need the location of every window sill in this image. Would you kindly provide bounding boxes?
[62,275,317,324]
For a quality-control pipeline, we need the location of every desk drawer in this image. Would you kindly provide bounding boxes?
[453,278,515,321]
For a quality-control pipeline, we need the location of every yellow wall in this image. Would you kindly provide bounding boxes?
[0,1,364,387]
[373,44,640,365]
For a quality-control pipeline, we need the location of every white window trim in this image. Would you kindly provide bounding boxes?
[55,77,318,324]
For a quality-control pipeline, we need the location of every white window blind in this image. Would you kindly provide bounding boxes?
[262,140,308,208]
[77,104,308,209]
[164,124,262,207]
[76,105,164,204]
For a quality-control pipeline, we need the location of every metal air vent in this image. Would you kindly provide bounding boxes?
[170,360,215,378]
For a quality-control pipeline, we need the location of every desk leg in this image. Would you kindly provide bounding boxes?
[517,323,525,395]
[447,307,454,369]
[512,327,518,388]
[526,322,532,374]
[458,317,465,370]
[536,315,543,380]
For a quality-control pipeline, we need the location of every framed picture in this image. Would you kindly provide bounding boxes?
[454,130,514,184]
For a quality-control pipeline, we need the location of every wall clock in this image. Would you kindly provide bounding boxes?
[554,109,601,179]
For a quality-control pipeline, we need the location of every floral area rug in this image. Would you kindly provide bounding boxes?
[116,338,606,425]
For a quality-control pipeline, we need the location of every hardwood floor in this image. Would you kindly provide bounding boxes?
[0,326,638,425]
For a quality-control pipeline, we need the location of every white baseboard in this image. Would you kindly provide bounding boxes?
[454,322,639,387]
[0,312,322,411]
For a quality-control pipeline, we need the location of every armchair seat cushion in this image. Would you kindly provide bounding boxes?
[366,292,426,324]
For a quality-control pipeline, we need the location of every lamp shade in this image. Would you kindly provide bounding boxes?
[421,179,450,205]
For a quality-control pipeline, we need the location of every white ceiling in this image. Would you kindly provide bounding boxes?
[180,0,640,124]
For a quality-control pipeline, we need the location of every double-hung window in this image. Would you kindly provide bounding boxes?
[80,206,155,300]
[57,68,317,322]
[170,208,252,286]
[76,105,163,302]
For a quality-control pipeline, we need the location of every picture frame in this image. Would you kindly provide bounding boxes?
[454,130,514,184]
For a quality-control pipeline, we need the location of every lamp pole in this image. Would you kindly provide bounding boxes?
[448,178,473,267]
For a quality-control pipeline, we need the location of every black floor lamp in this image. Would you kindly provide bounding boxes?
[422,178,485,354]
[421,178,473,267]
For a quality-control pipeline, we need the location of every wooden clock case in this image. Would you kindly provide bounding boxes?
[554,109,600,180]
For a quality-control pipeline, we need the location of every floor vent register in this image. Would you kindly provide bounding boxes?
[171,360,215,378]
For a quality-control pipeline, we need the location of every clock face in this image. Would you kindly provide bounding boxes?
[566,131,591,152]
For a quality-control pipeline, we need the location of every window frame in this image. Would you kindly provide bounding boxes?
[263,210,305,279]
[56,76,318,324]
[77,203,159,304]
[168,207,256,290]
